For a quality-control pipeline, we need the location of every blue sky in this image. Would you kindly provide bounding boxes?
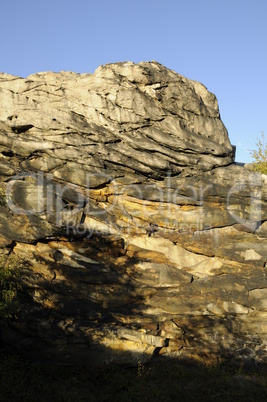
[1,0,266,163]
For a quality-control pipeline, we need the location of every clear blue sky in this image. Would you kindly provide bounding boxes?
[1,0,266,163]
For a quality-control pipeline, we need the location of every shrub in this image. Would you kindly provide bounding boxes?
[0,259,20,323]
[249,131,267,175]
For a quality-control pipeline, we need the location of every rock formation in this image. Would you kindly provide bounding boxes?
[0,61,267,367]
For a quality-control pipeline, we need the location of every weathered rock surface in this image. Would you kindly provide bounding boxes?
[0,61,267,367]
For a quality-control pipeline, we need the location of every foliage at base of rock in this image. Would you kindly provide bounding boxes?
[0,259,20,323]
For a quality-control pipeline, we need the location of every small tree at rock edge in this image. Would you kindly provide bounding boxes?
[249,130,267,175]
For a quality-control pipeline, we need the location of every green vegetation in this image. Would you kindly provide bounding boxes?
[0,258,20,323]
[0,187,6,207]
[249,130,267,175]
[0,354,267,402]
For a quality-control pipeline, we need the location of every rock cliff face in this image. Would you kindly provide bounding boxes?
[0,61,267,366]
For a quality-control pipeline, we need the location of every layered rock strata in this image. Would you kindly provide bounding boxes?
[0,61,266,366]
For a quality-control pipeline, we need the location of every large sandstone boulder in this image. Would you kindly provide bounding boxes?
[0,61,233,180]
[0,61,266,367]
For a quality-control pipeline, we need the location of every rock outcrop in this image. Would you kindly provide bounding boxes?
[0,61,267,367]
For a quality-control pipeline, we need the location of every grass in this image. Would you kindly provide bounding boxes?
[0,352,267,401]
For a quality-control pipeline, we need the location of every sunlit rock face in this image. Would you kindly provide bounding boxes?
[0,62,267,367]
